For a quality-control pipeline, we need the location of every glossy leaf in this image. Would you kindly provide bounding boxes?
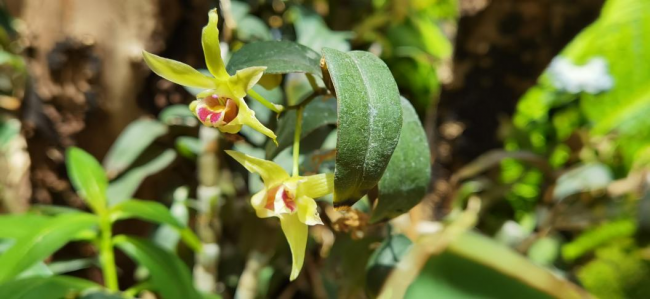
[0,276,99,299]
[114,236,201,299]
[106,149,176,206]
[103,119,168,178]
[226,41,322,76]
[0,214,50,239]
[265,96,337,159]
[366,234,413,298]
[371,98,430,223]
[322,48,402,209]
[66,147,108,212]
[0,213,98,282]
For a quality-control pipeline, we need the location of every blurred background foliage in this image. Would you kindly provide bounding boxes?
[0,0,650,298]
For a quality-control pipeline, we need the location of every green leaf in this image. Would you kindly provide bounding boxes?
[106,149,176,206]
[159,104,198,126]
[405,232,589,299]
[48,258,96,275]
[552,163,612,201]
[322,48,402,209]
[0,213,98,282]
[175,136,202,159]
[0,214,50,239]
[110,199,183,227]
[0,276,99,299]
[114,236,201,299]
[366,234,412,298]
[290,7,352,52]
[265,96,337,159]
[66,147,108,212]
[103,119,168,178]
[226,41,322,76]
[371,98,430,223]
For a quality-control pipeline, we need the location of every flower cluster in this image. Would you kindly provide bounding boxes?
[142,9,333,280]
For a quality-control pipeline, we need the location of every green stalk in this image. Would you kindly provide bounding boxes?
[292,105,304,177]
[99,212,118,291]
[248,89,284,113]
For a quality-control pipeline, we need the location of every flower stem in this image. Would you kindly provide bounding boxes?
[248,89,284,113]
[99,212,118,291]
[292,105,304,177]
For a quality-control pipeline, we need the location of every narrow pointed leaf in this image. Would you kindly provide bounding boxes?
[142,51,215,89]
[322,48,402,209]
[66,147,108,212]
[106,149,176,206]
[114,236,201,299]
[0,213,98,282]
[110,199,201,252]
[103,119,168,178]
[0,276,100,299]
[371,98,430,223]
[227,41,323,76]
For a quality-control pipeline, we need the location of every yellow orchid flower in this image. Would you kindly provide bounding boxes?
[142,9,277,142]
[225,150,333,280]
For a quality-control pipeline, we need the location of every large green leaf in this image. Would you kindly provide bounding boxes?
[103,119,168,178]
[66,147,108,212]
[0,213,98,282]
[404,232,590,299]
[0,276,99,299]
[226,41,322,76]
[322,48,402,209]
[265,96,337,159]
[366,234,412,298]
[0,214,50,239]
[114,236,201,299]
[110,199,200,252]
[371,98,430,223]
[106,149,176,206]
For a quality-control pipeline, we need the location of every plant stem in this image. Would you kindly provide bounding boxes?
[99,212,118,291]
[248,89,284,113]
[306,73,319,91]
[292,105,304,177]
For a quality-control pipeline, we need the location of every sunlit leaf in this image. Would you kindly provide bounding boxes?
[66,147,108,212]
[0,276,99,299]
[114,236,201,299]
[0,213,98,282]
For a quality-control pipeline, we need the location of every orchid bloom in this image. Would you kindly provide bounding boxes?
[226,150,333,280]
[142,9,276,142]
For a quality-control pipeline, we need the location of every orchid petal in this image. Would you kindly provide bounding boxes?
[225,150,289,188]
[222,97,277,142]
[279,213,308,281]
[296,173,334,199]
[251,190,275,218]
[202,9,229,79]
[142,50,215,89]
[297,196,323,225]
[228,66,266,98]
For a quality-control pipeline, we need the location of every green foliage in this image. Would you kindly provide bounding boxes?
[0,213,98,282]
[372,98,431,223]
[322,48,402,208]
[366,234,412,298]
[562,219,636,261]
[66,147,109,213]
[114,236,202,299]
[102,119,169,178]
[0,276,99,299]
[227,41,323,77]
